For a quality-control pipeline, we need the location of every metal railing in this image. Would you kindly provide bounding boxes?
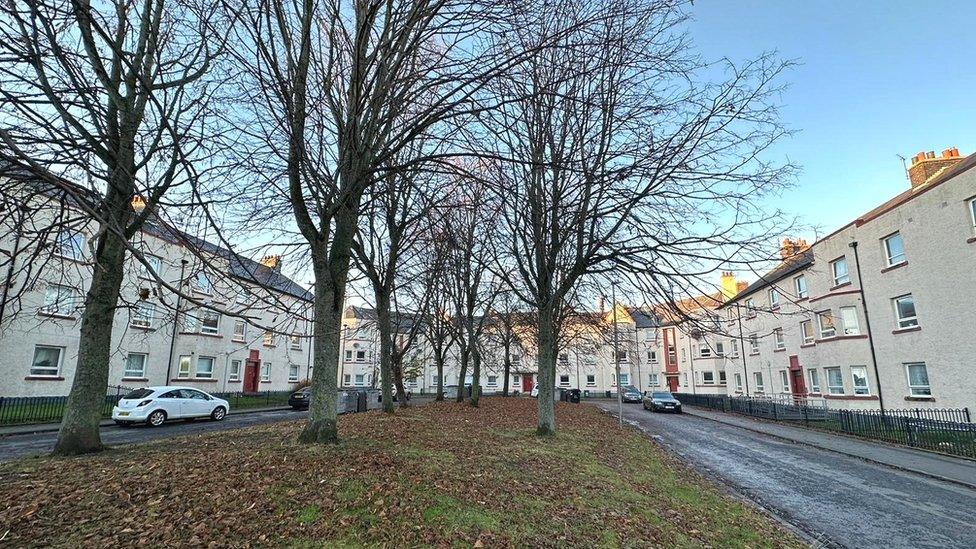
[0,385,136,426]
[673,393,975,459]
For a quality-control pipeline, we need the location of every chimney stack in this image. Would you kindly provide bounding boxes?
[779,237,810,260]
[131,195,146,213]
[907,147,964,190]
[260,254,282,271]
[719,271,738,301]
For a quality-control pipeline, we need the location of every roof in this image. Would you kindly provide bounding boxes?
[2,155,312,301]
[344,306,420,332]
[723,250,814,306]
[624,307,662,328]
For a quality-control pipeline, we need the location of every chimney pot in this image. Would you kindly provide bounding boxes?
[260,254,282,270]
[907,147,966,189]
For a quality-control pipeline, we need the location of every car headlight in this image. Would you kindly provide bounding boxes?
[137,399,153,407]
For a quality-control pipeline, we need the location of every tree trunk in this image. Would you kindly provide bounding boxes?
[536,304,557,436]
[52,227,127,455]
[374,291,395,414]
[299,255,342,444]
[469,345,482,407]
[502,347,511,397]
[435,353,444,401]
[455,348,469,403]
[392,356,409,408]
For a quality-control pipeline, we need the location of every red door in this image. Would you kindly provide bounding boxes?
[521,374,534,393]
[244,350,261,393]
[667,376,678,392]
[789,355,806,397]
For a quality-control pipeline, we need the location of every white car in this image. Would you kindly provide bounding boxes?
[112,386,229,427]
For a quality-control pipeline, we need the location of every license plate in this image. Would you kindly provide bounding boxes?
[118,412,129,416]
[665,405,674,408]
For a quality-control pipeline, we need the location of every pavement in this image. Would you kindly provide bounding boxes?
[680,405,976,490]
[590,401,976,549]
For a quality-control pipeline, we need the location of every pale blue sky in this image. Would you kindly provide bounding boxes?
[690,0,976,236]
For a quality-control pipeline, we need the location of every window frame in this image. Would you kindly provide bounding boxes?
[123,353,147,379]
[699,344,712,358]
[734,373,743,392]
[192,271,213,294]
[139,254,162,280]
[55,228,84,260]
[748,333,759,354]
[773,328,785,350]
[779,370,790,393]
[882,232,906,267]
[905,362,931,397]
[558,374,570,386]
[233,320,247,342]
[753,372,764,392]
[618,373,629,386]
[649,373,659,386]
[586,374,596,386]
[800,320,814,344]
[839,306,860,335]
[794,275,808,299]
[132,301,155,329]
[195,356,215,379]
[893,294,919,329]
[825,367,844,395]
[807,368,821,393]
[831,257,850,286]
[702,371,715,385]
[288,364,300,382]
[260,362,271,382]
[177,355,192,379]
[41,283,78,317]
[229,360,242,382]
[290,333,302,350]
[969,197,976,233]
[850,365,870,395]
[29,345,64,377]
[200,311,220,335]
[817,310,836,339]
[768,287,780,308]
[263,331,275,346]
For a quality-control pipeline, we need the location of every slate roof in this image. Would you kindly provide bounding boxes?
[723,250,814,307]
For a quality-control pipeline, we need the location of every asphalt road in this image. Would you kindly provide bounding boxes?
[0,408,309,462]
[591,401,976,549]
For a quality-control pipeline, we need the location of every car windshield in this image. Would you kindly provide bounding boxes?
[123,388,155,400]
[624,385,640,392]
[651,392,674,399]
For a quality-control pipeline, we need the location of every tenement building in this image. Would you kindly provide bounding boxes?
[719,148,975,411]
[0,158,314,397]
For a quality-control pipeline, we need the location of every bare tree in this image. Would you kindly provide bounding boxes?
[0,0,226,454]
[417,225,455,401]
[484,0,795,435]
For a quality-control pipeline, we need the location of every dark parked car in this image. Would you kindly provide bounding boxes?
[288,387,311,409]
[643,391,682,413]
[620,385,643,403]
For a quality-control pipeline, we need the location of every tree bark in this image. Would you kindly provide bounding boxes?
[434,353,445,401]
[374,291,395,414]
[298,251,343,444]
[469,345,482,407]
[455,347,469,403]
[52,225,128,455]
[536,303,557,436]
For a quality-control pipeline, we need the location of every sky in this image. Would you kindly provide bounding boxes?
[689,0,976,237]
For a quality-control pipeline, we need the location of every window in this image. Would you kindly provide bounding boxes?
[769,288,780,308]
[831,257,850,286]
[779,370,790,393]
[905,363,931,396]
[702,371,715,385]
[41,284,78,317]
[648,350,658,363]
[808,369,820,393]
[699,344,712,358]
[200,311,220,335]
[193,271,212,294]
[839,306,860,335]
[128,301,153,329]
[237,291,250,306]
[894,294,918,329]
[29,345,63,377]
[178,355,191,378]
[263,331,275,346]
[512,355,521,366]
[734,373,743,392]
[140,255,162,279]
[800,320,814,344]
[344,374,352,386]
[817,311,836,338]
[559,375,570,386]
[749,334,759,354]
[745,298,756,318]
[825,367,844,395]
[408,376,418,387]
[233,320,246,342]
[714,342,725,357]
[355,350,367,361]
[183,311,201,333]
[794,275,807,299]
[774,328,785,350]
[261,362,271,382]
[229,360,241,381]
[124,353,147,379]
[753,372,764,392]
[290,333,302,350]
[719,371,727,384]
[615,350,628,363]
[288,364,300,382]
[649,373,659,386]
[56,229,84,259]
[344,349,353,361]
[558,353,569,364]
[196,356,215,379]
[681,373,688,387]
[851,366,870,395]
[883,232,906,266]
[355,374,365,386]
[586,374,596,386]
[644,330,654,342]
[731,339,739,357]
[618,373,629,385]
[969,198,976,233]
[487,375,497,386]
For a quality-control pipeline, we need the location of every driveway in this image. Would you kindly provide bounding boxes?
[590,401,976,549]
[0,408,309,462]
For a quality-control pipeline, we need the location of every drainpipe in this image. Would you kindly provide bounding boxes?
[165,259,189,383]
[736,303,750,395]
[687,331,696,395]
[849,241,885,414]
[634,323,642,394]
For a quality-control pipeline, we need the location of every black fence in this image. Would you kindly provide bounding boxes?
[0,386,297,427]
[673,393,976,459]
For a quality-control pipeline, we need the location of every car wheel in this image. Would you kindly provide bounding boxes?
[211,406,226,421]
[147,410,167,427]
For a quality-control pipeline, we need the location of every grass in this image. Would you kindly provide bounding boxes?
[0,398,803,547]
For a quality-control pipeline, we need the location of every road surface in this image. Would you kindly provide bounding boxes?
[591,401,976,549]
[0,408,309,462]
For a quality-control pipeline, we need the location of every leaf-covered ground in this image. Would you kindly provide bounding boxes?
[0,398,802,547]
